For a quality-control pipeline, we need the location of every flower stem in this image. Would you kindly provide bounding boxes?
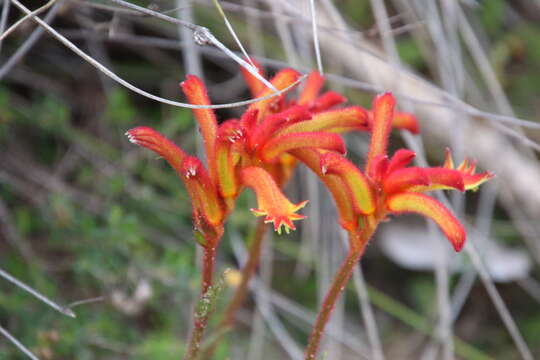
[223,217,268,326]
[184,244,218,360]
[304,228,372,360]
[201,218,268,359]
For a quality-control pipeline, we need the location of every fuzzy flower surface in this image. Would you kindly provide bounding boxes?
[126,64,418,240]
[303,93,493,251]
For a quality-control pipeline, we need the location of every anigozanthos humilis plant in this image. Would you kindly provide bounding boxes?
[127,54,441,358]
[200,66,423,360]
[127,65,420,359]
[297,93,493,360]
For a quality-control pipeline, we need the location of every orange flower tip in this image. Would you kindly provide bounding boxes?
[252,201,308,234]
[453,235,466,252]
[443,148,455,169]
[374,93,396,108]
[125,127,169,151]
[393,112,420,134]
[125,130,138,145]
[217,120,244,144]
[312,91,347,112]
[182,157,201,179]
[465,171,495,192]
[388,149,416,173]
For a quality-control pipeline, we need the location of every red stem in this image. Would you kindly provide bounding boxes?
[184,244,217,360]
[201,218,268,359]
[304,227,373,360]
[222,218,267,327]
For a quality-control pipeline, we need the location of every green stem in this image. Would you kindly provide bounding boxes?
[184,244,217,360]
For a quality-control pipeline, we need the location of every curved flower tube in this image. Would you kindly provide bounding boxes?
[127,62,428,360]
[241,166,308,234]
[301,92,493,360]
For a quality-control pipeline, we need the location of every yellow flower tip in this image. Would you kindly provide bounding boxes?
[250,200,309,235]
[442,149,494,191]
[293,199,309,212]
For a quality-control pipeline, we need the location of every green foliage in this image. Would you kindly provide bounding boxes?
[397,37,425,69]
[137,332,184,359]
[481,0,505,36]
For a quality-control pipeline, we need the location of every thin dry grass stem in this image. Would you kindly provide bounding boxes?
[455,4,513,116]
[202,218,267,359]
[449,269,477,322]
[0,325,40,360]
[402,128,455,359]
[518,277,540,304]
[8,0,308,110]
[0,0,12,52]
[0,0,56,41]
[253,277,370,359]
[60,27,540,131]
[230,234,304,360]
[349,240,384,360]
[247,226,274,360]
[295,169,320,278]
[427,3,460,358]
[107,0,276,92]
[0,1,60,81]
[68,296,106,309]
[266,0,300,67]
[373,2,454,354]
[308,0,323,74]
[491,119,540,153]
[449,182,498,321]
[72,0,145,15]
[241,0,265,56]
[464,242,534,360]
[177,0,203,78]
[211,0,255,68]
[0,267,76,318]
[430,222,454,360]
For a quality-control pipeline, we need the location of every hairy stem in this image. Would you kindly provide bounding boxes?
[304,227,373,360]
[184,243,218,360]
[224,218,268,326]
[202,218,268,359]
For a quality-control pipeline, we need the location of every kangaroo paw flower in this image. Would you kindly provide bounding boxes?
[241,166,308,234]
[386,192,466,251]
[443,149,494,190]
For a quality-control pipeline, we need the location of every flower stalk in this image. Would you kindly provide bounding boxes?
[124,62,492,360]
[201,217,269,360]
[304,244,365,360]
[184,243,218,360]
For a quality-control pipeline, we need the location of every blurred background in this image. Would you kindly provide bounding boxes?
[1,0,540,359]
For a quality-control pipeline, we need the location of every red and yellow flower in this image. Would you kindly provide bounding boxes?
[125,64,492,360]
[301,93,493,251]
[127,64,420,242]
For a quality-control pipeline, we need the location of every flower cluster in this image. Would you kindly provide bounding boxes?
[125,64,493,360]
[301,93,494,251]
[126,66,418,240]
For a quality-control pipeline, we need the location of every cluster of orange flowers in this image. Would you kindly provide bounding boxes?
[126,64,493,359]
